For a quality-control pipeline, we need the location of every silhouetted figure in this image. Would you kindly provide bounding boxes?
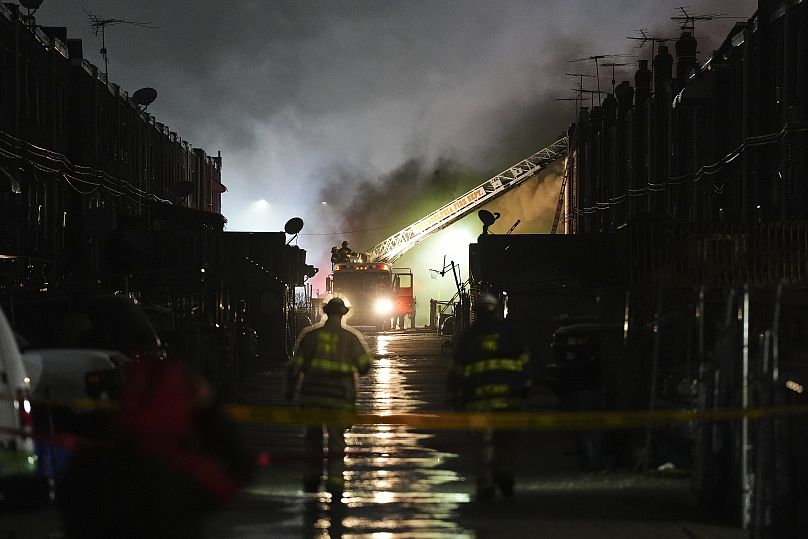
[447,293,532,501]
[286,298,371,495]
[60,359,253,539]
[335,241,354,263]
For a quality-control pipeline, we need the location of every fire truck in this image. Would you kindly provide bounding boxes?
[327,260,414,331]
[325,134,569,331]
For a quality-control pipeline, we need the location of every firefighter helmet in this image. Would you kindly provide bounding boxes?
[323,297,349,316]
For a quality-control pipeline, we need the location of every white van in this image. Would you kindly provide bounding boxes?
[0,305,38,506]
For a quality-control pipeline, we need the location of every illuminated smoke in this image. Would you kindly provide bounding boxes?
[484,161,565,234]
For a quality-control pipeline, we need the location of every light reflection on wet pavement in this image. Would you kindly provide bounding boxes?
[212,331,475,538]
[318,332,473,538]
[205,331,745,539]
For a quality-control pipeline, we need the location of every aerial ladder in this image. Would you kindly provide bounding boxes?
[365,135,569,263]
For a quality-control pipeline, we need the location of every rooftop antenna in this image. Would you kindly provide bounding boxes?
[572,87,607,109]
[569,54,635,106]
[670,6,745,37]
[429,255,464,300]
[565,73,595,110]
[602,62,629,94]
[627,28,675,58]
[626,29,676,91]
[84,8,157,83]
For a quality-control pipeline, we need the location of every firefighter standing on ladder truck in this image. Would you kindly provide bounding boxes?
[447,293,532,501]
[286,297,372,495]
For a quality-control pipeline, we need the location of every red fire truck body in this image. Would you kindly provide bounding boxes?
[327,262,414,330]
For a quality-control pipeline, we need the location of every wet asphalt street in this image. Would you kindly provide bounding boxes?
[1,329,749,538]
[203,330,749,539]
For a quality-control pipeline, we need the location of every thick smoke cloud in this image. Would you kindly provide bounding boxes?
[36,0,757,305]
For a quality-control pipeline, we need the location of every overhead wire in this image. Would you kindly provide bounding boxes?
[0,127,172,205]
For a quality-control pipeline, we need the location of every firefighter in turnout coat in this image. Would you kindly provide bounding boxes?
[448,292,532,501]
[287,297,371,495]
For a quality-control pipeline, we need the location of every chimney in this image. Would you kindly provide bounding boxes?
[67,38,84,59]
[654,44,674,92]
[588,105,603,135]
[615,81,634,116]
[634,60,652,105]
[675,31,698,82]
[602,93,618,125]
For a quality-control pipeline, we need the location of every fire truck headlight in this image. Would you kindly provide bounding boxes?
[374,297,394,316]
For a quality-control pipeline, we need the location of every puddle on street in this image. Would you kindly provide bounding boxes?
[302,333,474,538]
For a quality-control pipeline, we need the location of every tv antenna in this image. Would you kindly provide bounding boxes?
[627,29,674,49]
[429,255,464,298]
[670,6,745,36]
[566,73,596,109]
[572,87,607,109]
[602,62,629,94]
[84,8,157,82]
[569,54,635,106]
[627,29,675,65]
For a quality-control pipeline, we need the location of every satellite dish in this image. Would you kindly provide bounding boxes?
[478,210,499,227]
[20,0,43,9]
[172,180,194,197]
[284,217,304,235]
[132,87,157,108]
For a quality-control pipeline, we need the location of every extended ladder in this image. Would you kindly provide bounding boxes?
[366,135,569,263]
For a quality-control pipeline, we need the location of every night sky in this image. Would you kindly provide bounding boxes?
[34,0,756,304]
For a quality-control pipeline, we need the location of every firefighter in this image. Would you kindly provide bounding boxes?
[330,246,340,264]
[286,297,372,495]
[447,292,532,501]
[336,241,353,263]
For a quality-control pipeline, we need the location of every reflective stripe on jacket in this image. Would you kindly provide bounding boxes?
[288,324,371,409]
[449,323,532,411]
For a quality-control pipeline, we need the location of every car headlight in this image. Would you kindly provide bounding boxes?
[374,297,393,316]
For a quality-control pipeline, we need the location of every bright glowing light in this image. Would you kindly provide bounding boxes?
[372,491,396,504]
[377,335,391,356]
[786,380,804,394]
[439,226,475,262]
[321,201,328,205]
[256,199,269,207]
[374,297,393,316]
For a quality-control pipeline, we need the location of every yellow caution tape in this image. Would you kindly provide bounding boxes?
[7,394,808,431]
[224,403,808,431]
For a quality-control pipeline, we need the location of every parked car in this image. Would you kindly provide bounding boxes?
[22,348,130,485]
[4,292,164,362]
[0,306,47,509]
